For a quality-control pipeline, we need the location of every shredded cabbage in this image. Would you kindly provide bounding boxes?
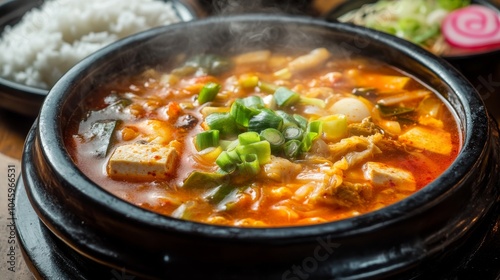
[338,0,471,54]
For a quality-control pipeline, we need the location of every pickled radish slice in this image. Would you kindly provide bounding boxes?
[442,5,500,49]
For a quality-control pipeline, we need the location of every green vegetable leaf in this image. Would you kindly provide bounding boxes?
[438,0,470,11]
[377,104,414,117]
[274,87,300,107]
[82,120,119,158]
[183,171,228,189]
[198,82,221,104]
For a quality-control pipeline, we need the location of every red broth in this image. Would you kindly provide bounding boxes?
[65,49,460,227]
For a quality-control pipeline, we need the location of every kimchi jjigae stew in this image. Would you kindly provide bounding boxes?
[66,48,460,227]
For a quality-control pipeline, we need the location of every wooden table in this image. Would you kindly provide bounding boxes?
[0,110,34,160]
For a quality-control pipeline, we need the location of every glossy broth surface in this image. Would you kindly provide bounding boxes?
[66,49,460,227]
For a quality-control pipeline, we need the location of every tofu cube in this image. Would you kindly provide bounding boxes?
[108,144,178,180]
[363,162,416,192]
[398,126,452,155]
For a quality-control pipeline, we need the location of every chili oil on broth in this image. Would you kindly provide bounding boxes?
[65,48,460,227]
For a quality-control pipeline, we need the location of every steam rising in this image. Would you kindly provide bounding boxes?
[203,0,314,16]
[139,15,338,72]
[103,9,391,86]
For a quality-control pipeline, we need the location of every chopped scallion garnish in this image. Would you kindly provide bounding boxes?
[283,140,301,159]
[293,114,308,130]
[236,154,261,176]
[301,132,319,153]
[259,128,285,150]
[241,96,265,109]
[198,82,221,104]
[274,87,300,107]
[235,141,271,165]
[216,151,239,173]
[307,120,323,135]
[230,99,259,127]
[238,131,261,145]
[206,112,239,137]
[283,126,304,141]
[258,81,279,94]
[194,130,220,151]
[276,110,299,129]
[248,109,283,133]
[299,96,326,108]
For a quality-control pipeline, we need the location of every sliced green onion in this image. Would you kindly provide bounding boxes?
[235,141,271,164]
[241,95,265,109]
[248,109,283,133]
[301,132,319,152]
[259,128,285,150]
[236,154,261,176]
[230,99,260,127]
[238,131,261,145]
[205,113,239,137]
[293,114,308,130]
[222,139,240,152]
[198,82,221,104]
[307,120,323,134]
[259,81,279,94]
[227,150,242,163]
[200,106,229,117]
[283,126,304,141]
[219,139,236,150]
[276,110,299,128]
[183,171,227,189]
[299,96,326,108]
[283,140,301,159]
[274,87,300,107]
[216,151,240,173]
[194,130,220,151]
[300,120,322,153]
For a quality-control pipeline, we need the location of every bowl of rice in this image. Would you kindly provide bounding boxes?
[0,0,195,117]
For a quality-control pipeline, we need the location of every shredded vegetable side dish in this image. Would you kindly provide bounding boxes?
[66,48,460,227]
[338,0,471,55]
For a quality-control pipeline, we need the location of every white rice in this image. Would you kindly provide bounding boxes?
[0,0,182,89]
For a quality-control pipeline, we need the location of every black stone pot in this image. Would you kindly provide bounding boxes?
[21,15,500,279]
